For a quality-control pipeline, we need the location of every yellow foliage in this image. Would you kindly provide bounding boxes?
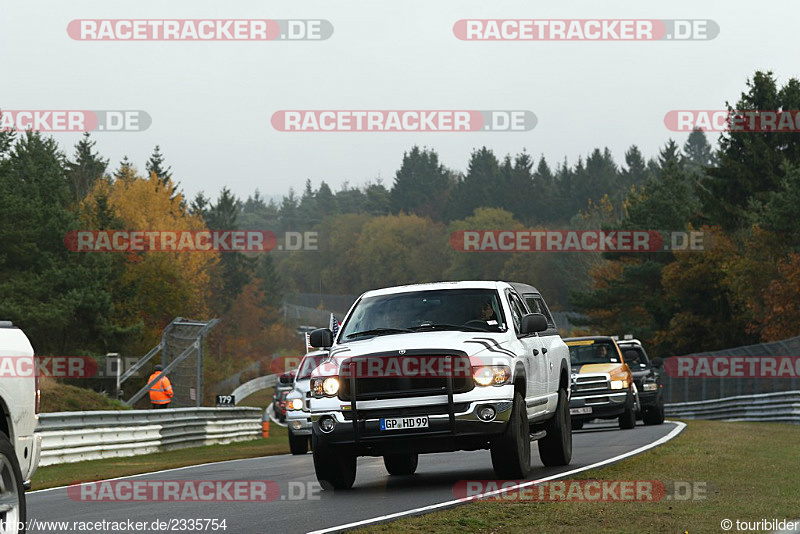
[83,172,218,341]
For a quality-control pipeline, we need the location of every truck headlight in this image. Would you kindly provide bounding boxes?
[642,382,658,391]
[323,377,340,396]
[610,380,627,390]
[288,398,304,410]
[473,366,511,387]
[311,376,339,398]
[311,377,340,397]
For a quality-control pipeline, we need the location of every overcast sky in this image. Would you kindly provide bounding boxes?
[2,0,797,202]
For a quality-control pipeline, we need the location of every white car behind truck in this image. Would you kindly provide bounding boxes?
[285,350,329,455]
[0,321,42,531]
[307,281,572,489]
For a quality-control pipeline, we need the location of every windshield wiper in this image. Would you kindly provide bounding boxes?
[410,323,485,332]
[346,327,413,339]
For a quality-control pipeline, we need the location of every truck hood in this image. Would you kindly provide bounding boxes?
[311,331,515,377]
[572,363,625,375]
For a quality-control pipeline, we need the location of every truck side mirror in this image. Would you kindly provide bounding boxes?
[278,373,293,384]
[310,328,333,348]
[520,313,548,335]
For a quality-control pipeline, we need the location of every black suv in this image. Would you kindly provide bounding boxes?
[616,338,664,425]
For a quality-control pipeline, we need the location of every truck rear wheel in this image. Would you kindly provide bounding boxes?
[491,392,531,479]
[0,432,25,534]
[288,429,308,455]
[312,433,356,490]
[383,453,418,476]
[643,404,665,425]
[538,388,572,466]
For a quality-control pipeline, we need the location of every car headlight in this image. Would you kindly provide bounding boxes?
[323,377,340,396]
[473,366,511,387]
[609,368,631,390]
[287,398,304,410]
[311,377,340,397]
[642,382,658,391]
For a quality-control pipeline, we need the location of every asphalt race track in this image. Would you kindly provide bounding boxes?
[28,420,683,534]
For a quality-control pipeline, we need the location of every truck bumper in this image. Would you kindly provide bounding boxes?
[312,399,513,455]
[569,391,630,421]
[19,433,41,486]
[287,412,313,436]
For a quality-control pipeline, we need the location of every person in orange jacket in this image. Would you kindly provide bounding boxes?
[148,364,174,409]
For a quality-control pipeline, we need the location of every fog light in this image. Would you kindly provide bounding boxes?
[478,405,496,421]
[291,420,302,430]
[319,416,336,433]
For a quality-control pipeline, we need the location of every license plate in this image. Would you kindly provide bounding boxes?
[570,407,592,415]
[380,416,429,431]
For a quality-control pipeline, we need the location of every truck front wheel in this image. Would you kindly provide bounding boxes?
[312,433,356,490]
[538,388,572,466]
[491,392,531,479]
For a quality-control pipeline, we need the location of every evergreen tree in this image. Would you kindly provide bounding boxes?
[390,146,452,220]
[67,133,108,202]
[145,145,173,184]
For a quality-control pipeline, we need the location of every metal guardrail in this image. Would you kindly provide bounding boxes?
[231,374,278,403]
[665,391,800,424]
[36,407,262,467]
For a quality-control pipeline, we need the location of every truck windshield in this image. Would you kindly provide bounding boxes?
[339,288,506,341]
[568,341,620,366]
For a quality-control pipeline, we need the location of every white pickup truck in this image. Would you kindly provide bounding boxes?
[308,281,571,489]
[0,321,42,530]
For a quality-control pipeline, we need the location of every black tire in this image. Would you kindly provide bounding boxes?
[383,453,419,476]
[619,394,637,430]
[288,430,308,455]
[538,388,572,466]
[491,392,531,479]
[312,433,357,490]
[571,419,584,431]
[0,432,25,534]
[643,404,665,425]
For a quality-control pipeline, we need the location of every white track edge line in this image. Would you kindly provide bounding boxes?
[307,420,687,534]
[29,451,291,495]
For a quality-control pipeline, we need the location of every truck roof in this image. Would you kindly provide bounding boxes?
[508,282,541,295]
[0,324,34,357]
[360,281,512,299]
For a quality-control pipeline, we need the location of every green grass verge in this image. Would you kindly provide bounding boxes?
[354,420,800,533]
[40,379,130,412]
[31,425,289,491]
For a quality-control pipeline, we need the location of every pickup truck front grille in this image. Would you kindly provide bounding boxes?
[339,376,473,401]
[571,374,611,396]
[337,352,474,401]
